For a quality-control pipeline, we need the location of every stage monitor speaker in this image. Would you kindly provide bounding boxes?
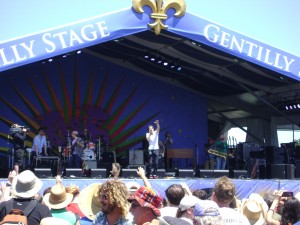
[200,170,229,178]
[213,170,229,178]
[122,169,138,178]
[35,168,51,178]
[178,169,194,178]
[156,169,166,178]
[199,170,214,178]
[92,168,106,178]
[85,160,97,169]
[233,170,248,179]
[66,168,82,178]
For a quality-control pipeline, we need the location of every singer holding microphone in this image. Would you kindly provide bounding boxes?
[145,119,160,178]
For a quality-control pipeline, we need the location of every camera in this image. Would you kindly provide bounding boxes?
[9,124,30,134]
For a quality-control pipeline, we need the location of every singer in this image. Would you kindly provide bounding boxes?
[145,119,160,178]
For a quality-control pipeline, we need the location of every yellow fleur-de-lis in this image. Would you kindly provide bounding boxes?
[133,0,186,35]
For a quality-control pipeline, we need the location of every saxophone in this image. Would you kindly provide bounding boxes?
[208,149,227,160]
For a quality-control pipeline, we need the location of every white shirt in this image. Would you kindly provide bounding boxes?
[33,134,47,154]
[219,207,250,225]
[160,206,178,217]
[146,130,159,150]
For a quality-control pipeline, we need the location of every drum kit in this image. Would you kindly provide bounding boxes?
[61,134,110,163]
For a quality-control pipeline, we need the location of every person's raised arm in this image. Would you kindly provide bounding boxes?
[136,166,152,189]
[155,120,160,133]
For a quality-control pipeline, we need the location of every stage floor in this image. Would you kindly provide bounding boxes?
[1,177,299,200]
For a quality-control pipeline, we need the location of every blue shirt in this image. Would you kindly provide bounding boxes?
[93,211,132,225]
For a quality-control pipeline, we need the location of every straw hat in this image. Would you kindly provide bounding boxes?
[11,170,42,198]
[40,217,72,225]
[78,183,102,220]
[241,193,268,225]
[43,183,73,209]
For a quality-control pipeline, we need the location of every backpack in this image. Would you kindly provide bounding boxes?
[0,199,38,225]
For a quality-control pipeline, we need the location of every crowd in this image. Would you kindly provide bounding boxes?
[0,166,300,225]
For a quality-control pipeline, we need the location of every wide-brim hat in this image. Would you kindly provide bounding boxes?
[131,186,162,216]
[78,183,102,220]
[11,170,42,198]
[43,183,73,209]
[241,193,268,225]
[40,217,72,225]
[125,181,140,194]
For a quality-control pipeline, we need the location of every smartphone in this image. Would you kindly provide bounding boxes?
[282,191,293,197]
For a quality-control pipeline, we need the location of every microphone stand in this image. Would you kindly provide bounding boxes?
[186,136,198,169]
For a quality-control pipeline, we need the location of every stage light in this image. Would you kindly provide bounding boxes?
[177,65,182,71]
[157,57,162,64]
[163,61,168,66]
[48,58,53,62]
[77,50,82,54]
[150,57,155,61]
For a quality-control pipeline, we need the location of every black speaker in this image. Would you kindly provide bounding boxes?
[269,164,295,179]
[156,169,166,178]
[66,168,82,177]
[233,170,248,179]
[199,170,214,178]
[122,169,138,178]
[178,169,194,178]
[101,152,115,164]
[35,168,51,178]
[295,160,300,178]
[92,168,106,178]
[0,153,9,178]
[199,170,229,178]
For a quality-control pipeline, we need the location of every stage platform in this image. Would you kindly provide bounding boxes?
[1,177,299,199]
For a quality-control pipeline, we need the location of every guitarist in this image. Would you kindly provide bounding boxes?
[69,131,84,168]
[215,134,229,170]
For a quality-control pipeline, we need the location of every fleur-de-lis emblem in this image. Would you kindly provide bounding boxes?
[133,0,186,35]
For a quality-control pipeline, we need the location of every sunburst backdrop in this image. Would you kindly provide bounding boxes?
[0,55,158,157]
[0,53,207,166]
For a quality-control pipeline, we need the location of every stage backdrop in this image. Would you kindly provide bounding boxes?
[0,52,207,166]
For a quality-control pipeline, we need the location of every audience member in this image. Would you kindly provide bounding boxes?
[66,184,84,218]
[0,170,18,203]
[78,183,102,225]
[193,189,208,200]
[160,184,185,217]
[40,216,72,225]
[43,176,79,225]
[176,195,199,225]
[211,176,250,225]
[94,179,132,225]
[0,170,51,225]
[130,186,162,225]
[194,200,223,225]
[109,163,121,179]
[125,181,141,198]
[240,193,268,225]
[280,197,300,225]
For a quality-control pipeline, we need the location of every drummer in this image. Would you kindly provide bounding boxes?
[80,128,91,149]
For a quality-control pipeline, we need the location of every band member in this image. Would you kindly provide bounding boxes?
[163,131,173,169]
[69,131,84,168]
[146,120,160,177]
[33,127,48,157]
[10,124,28,171]
[80,128,91,149]
[204,138,215,169]
[215,134,228,170]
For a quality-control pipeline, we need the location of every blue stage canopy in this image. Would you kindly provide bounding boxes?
[1,0,300,80]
